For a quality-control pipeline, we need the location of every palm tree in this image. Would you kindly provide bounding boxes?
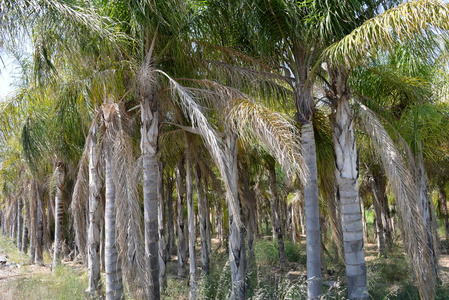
[316,2,449,298]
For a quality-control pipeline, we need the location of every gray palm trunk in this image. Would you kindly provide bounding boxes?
[166,179,176,258]
[331,96,368,300]
[36,187,44,263]
[195,164,210,274]
[291,203,301,244]
[215,199,224,246]
[52,162,66,270]
[185,137,197,299]
[46,193,53,252]
[176,159,188,277]
[226,133,247,300]
[438,186,449,241]
[369,177,386,256]
[158,161,167,289]
[105,151,124,300]
[371,173,392,251]
[141,92,160,300]
[22,198,29,254]
[295,74,322,299]
[86,122,102,296]
[360,196,368,241]
[300,122,322,299]
[267,161,286,270]
[240,161,257,263]
[416,148,438,277]
[204,182,212,255]
[17,197,22,250]
[29,181,37,263]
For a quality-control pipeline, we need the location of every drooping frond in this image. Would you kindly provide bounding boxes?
[229,99,306,181]
[112,111,147,299]
[357,100,435,300]
[323,0,449,68]
[153,69,244,226]
[70,134,90,257]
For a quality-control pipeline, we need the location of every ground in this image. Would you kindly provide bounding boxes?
[1,236,449,299]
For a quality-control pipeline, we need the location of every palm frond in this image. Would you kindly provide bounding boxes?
[154,69,243,226]
[229,99,306,181]
[357,100,435,300]
[112,112,147,299]
[323,0,449,68]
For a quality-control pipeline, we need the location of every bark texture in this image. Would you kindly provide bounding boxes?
[300,122,322,299]
[331,96,368,300]
[226,134,246,300]
[267,160,286,271]
[196,164,210,274]
[104,106,124,300]
[185,138,197,299]
[141,89,160,300]
[52,162,66,270]
[86,122,102,296]
[176,159,187,278]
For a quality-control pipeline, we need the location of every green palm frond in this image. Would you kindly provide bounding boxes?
[229,99,306,181]
[323,0,449,68]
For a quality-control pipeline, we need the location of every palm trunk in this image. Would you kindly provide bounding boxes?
[360,196,368,241]
[416,148,438,278]
[300,122,322,299]
[29,181,37,263]
[215,199,224,247]
[105,153,124,300]
[204,179,212,255]
[369,177,386,256]
[331,96,368,300]
[240,161,256,264]
[438,186,449,242]
[36,186,44,264]
[374,173,393,251]
[86,122,102,296]
[185,137,197,299]
[226,134,247,300]
[11,203,16,241]
[141,90,160,300]
[1,211,5,236]
[196,164,209,274]
[52,162,66,270]
[41,195,50,254]
[166,178,176,258]
[17,198,22,250]
[21,197,29,254]
[158,161,167,290]
[267,160,287,271]
[46,193,53,252]
[292,203,301,244]
[176,159,187,277]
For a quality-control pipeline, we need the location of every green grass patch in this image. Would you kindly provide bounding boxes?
[0,235,87,300]
[0,264,88,300]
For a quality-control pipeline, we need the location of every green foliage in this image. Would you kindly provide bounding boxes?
[365,253,449,299]
[254,239,304,265]
[254,239,279,265]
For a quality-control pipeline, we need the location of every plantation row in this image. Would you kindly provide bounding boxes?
[1,0,449,299]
